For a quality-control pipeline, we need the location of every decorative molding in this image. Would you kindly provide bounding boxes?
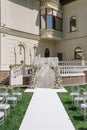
[40,0,62,11]
[0,26,40,41]
[62,35,87,41]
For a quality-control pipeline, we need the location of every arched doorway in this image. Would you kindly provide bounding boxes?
[44,48,50,57]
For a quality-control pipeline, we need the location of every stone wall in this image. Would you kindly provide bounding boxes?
[0,71,9,82]
[62,75,86,86]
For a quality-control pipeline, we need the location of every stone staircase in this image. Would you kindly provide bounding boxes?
[0,76,9,86]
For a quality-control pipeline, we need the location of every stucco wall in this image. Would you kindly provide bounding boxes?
[56,0,87,61]
[0,34,39,70]
[63,0,87,39]
[57,37,87,60]
[0,0,40,35]
[38,39,57,57]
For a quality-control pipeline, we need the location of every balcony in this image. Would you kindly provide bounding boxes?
[58,60,87,77]
[40,29,63,40]
[40,0,62,11]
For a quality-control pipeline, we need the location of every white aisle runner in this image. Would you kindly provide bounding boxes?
[19,88,75,130]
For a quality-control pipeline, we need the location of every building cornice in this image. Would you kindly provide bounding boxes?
[0,26,40,41]
[62,35,87,41]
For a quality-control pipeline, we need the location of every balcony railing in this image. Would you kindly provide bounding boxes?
[58,60,87,77]
[10,60,87,85]
[40,29,63,40]
[40,0,62,10]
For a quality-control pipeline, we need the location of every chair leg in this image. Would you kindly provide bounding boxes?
[0,113,4,125]
[84,108,86,120]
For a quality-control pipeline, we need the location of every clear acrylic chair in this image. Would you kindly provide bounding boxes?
[70,85,80,103]
[0,88,9,101]
[0,104,10,117]
[12,87,22,102]
[6,96,17,108]
[83,86,87,96]
[81,87,87,119]
[74,88,87,109]
[0,97,4,103]
[81,102,87,120]
[5,88,17,108]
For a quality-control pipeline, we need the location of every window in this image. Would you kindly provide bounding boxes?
[55,17,62,31]
[74,47,83,59]
[40,8,63,32]
[41,15,46,29]
[70,16,76,32]
[47,15,52,29]
[57,53,63,61]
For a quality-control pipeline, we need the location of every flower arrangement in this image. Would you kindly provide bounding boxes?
[20,60,24,64]
[9,64,14,70]
[34,64,42,73]
[50,66,63,88]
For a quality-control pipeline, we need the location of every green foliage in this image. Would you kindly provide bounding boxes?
[20,60,24,64]
[9,64,14,70]
[58,85,87,130]
[0,87,33,130]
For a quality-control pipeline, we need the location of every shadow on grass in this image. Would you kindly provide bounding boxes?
[73,115,84,121]
[69,107,77,111]
[64,101,72,104]
[78,128,87,130]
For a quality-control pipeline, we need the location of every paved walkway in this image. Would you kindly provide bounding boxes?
[19,88,75,130]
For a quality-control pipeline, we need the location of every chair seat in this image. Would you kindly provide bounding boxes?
[6,97,17,101]
[70,93,79,96]
[0,97,4,101]
[74,97,86,101]
[12,92,22,96]
[81,103,87,109]
[0,93,9,98]
[0,104,10,110]
[83,92,87,96]
[12,92,22,101]
[6,97,17,107]
[0,112,4,118]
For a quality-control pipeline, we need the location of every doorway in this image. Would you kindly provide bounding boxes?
[57,53,63,61]
[44,48,50,57]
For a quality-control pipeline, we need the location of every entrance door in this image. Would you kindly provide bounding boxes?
[44,48,50,57]
[57,53,63,61]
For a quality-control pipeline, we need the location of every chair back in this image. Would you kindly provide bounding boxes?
[79,88,85,97]
[71,85,80,93]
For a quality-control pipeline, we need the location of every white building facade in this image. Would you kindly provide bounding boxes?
[0,0,87,85]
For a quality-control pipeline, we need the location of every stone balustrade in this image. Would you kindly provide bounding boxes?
[58,60,87,76]
[9,60,87,85]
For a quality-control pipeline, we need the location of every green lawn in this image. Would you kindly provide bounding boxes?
[58,85,87,130]
[0,87,33,130]
[1,86,87,130]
